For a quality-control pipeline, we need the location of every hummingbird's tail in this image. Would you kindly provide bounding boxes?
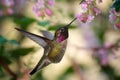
[30,57,51,75]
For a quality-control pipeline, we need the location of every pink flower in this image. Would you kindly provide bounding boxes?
[77,13,87,23]
[77,0,100,24]
[86,14,95,23]
[115,22,120,28]
[45,8,53,16]
[32,6,39,13]
[110,8,116,14]
[37,11,44,17]
[33,0,54,17]
[7,8,14,15]
[109,8,117,23]
[81,2,88,12]
[48,0,55,6]
[37,0,45,9]
[98,49,108,65]
[77,14,94,23]
[1,0,14,7]
[117,22,120,28]
[109,13,117,23]
[38,0,44,3]
[85,0,93,4]
[104,42,112,49]
[0,10,4,16]
[109,8,120,29]
[93,7,101,15]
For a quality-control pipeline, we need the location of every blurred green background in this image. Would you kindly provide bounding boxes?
[0,0,120,80]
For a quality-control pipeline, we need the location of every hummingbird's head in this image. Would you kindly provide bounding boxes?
[54,27,68,42]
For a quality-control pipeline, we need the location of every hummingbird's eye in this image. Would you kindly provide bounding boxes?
[60,28,64,32]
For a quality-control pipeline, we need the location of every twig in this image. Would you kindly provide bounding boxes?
[72,44,120,51]
[71,59,84,80]
[0,56,17,78]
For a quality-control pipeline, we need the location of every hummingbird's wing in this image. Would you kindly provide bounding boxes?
[15,28,51,48]
[40,30,54,40]
[30,50,51,75]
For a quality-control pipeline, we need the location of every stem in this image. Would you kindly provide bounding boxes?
[71,59,84,80]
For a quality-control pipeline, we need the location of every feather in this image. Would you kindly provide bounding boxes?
[15,28,50,48]
[40,30,54,40]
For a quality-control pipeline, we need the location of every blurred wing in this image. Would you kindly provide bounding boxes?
[30,54,51,75]
[15,28,50,48]
[40,30,54,40]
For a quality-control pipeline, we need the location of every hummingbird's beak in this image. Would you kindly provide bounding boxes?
[65,17,77,28]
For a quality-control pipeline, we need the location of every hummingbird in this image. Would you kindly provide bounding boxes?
[15,18,77,75]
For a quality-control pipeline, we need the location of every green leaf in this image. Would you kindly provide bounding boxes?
[10,47,34,58]
[0,67,5,77]
[111,0,120,12]
[1,54,12,64]
[47,24,76,31]
[38,20,50,27]
[101,65,116,80]
[13,16,36,28]
[8,40,19,45]
[58,67,74,80]
[0,35,7,45]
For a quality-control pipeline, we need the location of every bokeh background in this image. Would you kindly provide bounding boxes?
[0,0,120,80]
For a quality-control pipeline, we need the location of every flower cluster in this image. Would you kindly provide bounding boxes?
[75,41,119,65]
[0,0,15,16]
[33,0,55,17]
[77,0,101,24]
[109,8,120,29]
[93,42,119,65]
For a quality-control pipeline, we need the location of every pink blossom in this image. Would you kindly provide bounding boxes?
[109,8,117,23]
[85,0,93,4]
[1,0,14,7]
[45,8,53,16]
[96,48,109,65]
[93,7,101,15]
[115,22,120,28]
[32,0,45,14]
[110,8,116,14]
[77,13,87,23]
[101,54,108,65]
[36,0,45,9]
[37,11,44,17]
[33,0,54,17]
[7,8,14,15]
[104,42,112,49]
[116,22,120,28]
[32,6,39,13]
[109,13,117,23]
[38,0,44,4]
[81,2,88,12]
[48,0,55,6]
[77,14,94,23]
[0,10,4,16]
[86,14,94,23]
[109,8,120,29]
[77,0,100,24]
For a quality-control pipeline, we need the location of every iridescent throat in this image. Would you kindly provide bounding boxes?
[58,35,65,42]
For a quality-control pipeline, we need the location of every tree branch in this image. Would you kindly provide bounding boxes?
[0,56,17,78]
[71,59,84,80]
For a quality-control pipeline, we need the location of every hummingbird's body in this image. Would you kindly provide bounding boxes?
[15,18,76,75]
[48,40,67,63]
